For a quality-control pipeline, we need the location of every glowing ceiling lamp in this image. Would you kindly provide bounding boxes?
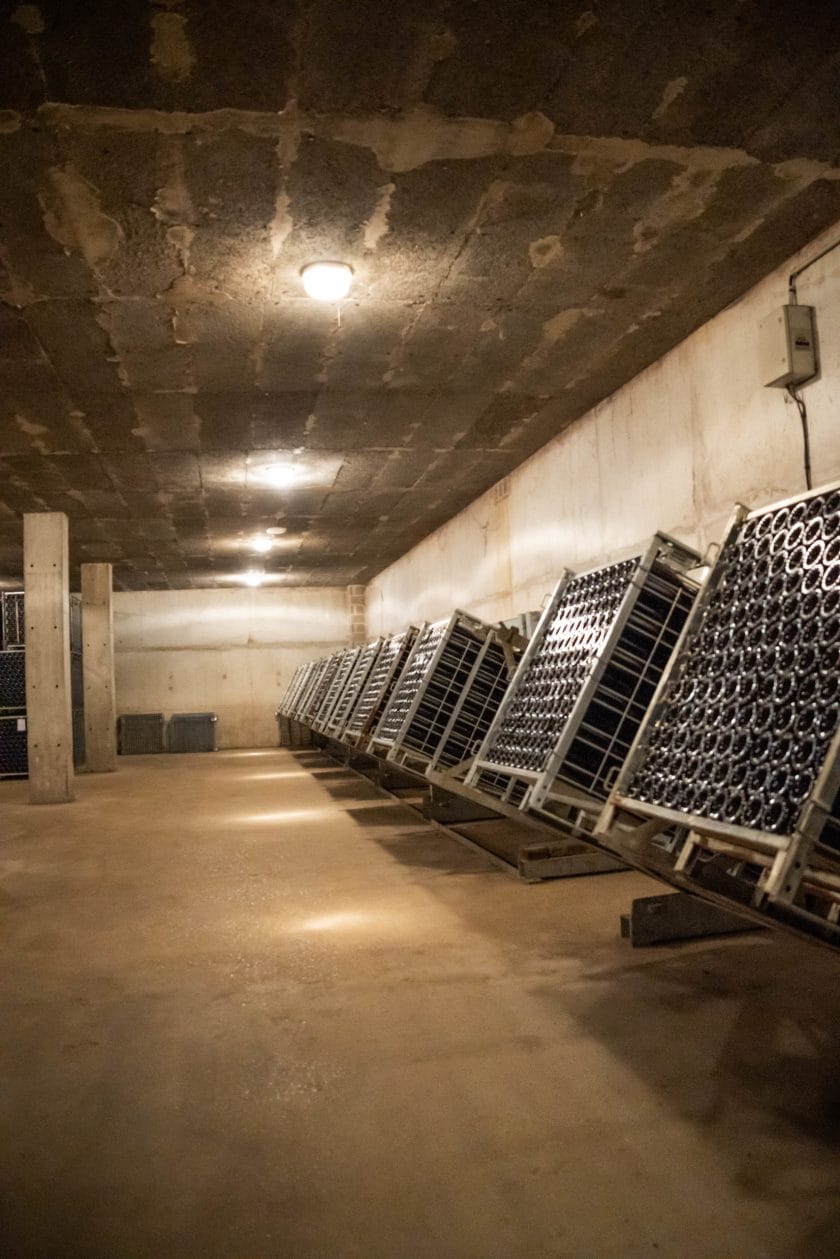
[301,261,353,302]
[242,569,265,587]
[258,462,298,490]
[250,535,273,554]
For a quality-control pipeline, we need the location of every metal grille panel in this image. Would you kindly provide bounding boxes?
[0,711,27,777]
[326,639,383,737]
[0,650,26,709]
[168,712,218,753]
[1,592,24,649]
[373,620,449,745]
[312,648,359,732]
[468,538,699,815]
[301,653,342,724]
[118,713,167,755]
[344,629,418,744]
[477,560,636,776]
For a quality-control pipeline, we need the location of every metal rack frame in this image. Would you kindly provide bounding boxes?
[1,591,25,650]
[288,660,321,720]
[424,628,520,776]
[369,611,503,771]
[324,638,384,739]
[466,534,700,834]
[278,664,307,715]
[295,656,334,723]
[343,627,420,749]
[311,647,360,733]
[597,482,840,944]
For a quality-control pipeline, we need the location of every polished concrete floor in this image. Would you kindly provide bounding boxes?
[1,748,838,1259]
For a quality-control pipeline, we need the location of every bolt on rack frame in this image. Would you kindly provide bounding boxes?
[465,535,700,840]
[324,638,385,739]
[343,627,419,749]
[311,647,361,733]
[597,482,840,948]
[368,611,521,775]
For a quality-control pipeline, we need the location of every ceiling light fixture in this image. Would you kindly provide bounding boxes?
[266,525,287,537]
[242,569,265,587]
[258,462,298,490]
[301,261,353,302]
[250,535,273,554]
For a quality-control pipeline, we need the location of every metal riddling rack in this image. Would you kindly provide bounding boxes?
[324,638,384,738]
[466,535,699,825]
[370,619,449,750]
[370,611,513,773]
[300,652,343,726]
[600,483,840,944]
[0,649,26,708]
[312,648,360,733]
[430,633,518,773]
[278,664,306,716]
[1,592,25,649]
[344,627,419,748]
[0,710,28,778]
[0,590,86,777]
[287,660,320,720]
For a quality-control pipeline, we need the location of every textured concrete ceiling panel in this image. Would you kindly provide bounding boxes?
[0,0,839,588]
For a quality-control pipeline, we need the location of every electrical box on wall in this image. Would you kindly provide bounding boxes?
[758,304,817,388]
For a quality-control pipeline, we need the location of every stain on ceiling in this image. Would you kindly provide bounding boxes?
[1,0,839,589]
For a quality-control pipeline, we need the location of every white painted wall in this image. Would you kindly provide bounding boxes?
[114,586,351,748]
[367,220,840,632]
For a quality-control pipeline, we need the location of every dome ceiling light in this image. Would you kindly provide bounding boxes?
[258,462,298,490]
[301,261,353,302]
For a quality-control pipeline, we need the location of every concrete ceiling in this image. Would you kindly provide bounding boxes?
[1,1,839,590]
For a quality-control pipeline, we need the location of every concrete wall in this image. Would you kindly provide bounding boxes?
[367,220,840,633]
[114,587,351,749]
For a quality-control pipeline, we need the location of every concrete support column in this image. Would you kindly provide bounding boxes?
[81,562,117,773]
[23,512,74,804]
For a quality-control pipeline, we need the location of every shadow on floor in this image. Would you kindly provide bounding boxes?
[308,768,361,785]
[318,779,383,802]
[344,802,430,829]
[532,935,840,1257]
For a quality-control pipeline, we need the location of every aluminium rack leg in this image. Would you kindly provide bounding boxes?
[619,892,763,947]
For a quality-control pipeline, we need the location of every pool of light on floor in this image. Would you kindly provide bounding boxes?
[239,808,333,823]
[298,911,370,933]
[239,770,313,782]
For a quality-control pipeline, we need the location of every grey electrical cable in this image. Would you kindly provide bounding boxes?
[789,237,840,302]
[786,384,813,491]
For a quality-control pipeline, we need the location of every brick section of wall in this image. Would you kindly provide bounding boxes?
[348,585,367,645]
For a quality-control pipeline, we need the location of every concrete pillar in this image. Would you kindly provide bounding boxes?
[23,512,74,804]
[81,562,117,773]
